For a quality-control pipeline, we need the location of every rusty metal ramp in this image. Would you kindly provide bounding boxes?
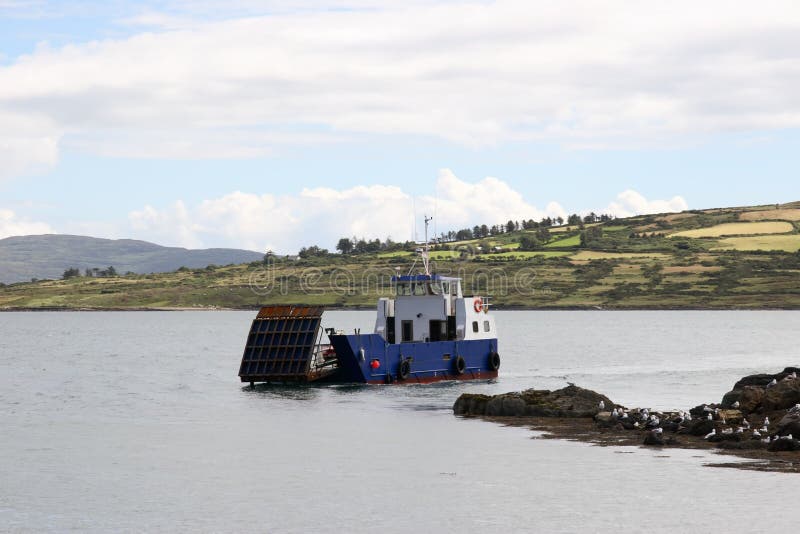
[238,305,332,384]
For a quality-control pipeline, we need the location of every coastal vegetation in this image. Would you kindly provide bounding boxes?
[1,201,800,310]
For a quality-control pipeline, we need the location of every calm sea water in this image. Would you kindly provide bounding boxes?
[1,310,799,533]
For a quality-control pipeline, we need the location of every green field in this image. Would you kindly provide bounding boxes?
[670,221,794,238]
[544,234,581,248]
[712,234,800,252]
[3,202,800,310]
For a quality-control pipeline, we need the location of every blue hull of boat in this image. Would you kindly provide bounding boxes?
[326,334,499,384]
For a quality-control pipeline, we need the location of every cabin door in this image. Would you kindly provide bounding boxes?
[401,320,413,342]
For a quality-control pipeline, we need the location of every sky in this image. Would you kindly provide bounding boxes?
[1,0,799,253]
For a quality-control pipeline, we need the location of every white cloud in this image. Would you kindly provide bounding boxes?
[604,189,689,219]
[419,169,565,230]
[123,171,686,252]
[129,200,203,248]
[0,110,60,181]
[0,208,53,238]
[2,1,800,177]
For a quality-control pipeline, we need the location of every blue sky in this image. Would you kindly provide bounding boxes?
[1,1,799,253]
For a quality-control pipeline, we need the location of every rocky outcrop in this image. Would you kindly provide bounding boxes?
[453,384,615,418]
[720,367,800,413]
[732,367,800,390]
[453,367,800,465]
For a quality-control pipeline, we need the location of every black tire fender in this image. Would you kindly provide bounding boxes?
[489,352,501,371]
[398,359,411,380]
[454,355,466,375]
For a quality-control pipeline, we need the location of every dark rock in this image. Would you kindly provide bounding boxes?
[660,421,680,433]
[486,394,526,416]
[733,373,781,390]
[776,412,800,438]
[453,394,490,416]
[689,404,712,418]
[738,386,765,414]
[720,389,742,409]
[733,367,800,390]
[708,432,741,443]
[620,420,637,431]
[453,385,616,418]
[718,440,767,450]
[767,438,800,452]
[761,379,800,412]
[643,431,664,446]
[684,418,715,436]
[594,411,615,428]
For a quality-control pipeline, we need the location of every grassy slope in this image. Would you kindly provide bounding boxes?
[2,202,800,310]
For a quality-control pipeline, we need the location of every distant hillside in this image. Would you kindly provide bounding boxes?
[2,202,800,310]
[0,234,264,283]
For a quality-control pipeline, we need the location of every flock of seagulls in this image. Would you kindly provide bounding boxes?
[596,375,800,445]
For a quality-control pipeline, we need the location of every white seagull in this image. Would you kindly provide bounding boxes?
[732,401,740,409]
[707,413,713,421]
[789,404,800,414]
[598,400,605,410]
[753,430,762,438]
[764,416,770,427]
[767,379,777,388]
[705,429,716,440]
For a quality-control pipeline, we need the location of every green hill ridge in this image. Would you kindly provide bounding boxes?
[2,202,800,310]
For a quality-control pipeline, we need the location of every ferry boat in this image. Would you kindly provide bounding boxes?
[238,218,500,385]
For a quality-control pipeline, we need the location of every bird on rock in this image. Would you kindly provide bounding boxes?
[598,400,605,410]
[732,401,740,409]
[764,416,770,427]
[789,404,800,414]
[753,430,762,438]
[707,413,713,421]
[767,379,777,388]
[705,429,716,440]
[742,418,750,429]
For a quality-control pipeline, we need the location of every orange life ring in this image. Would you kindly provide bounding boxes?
[473,298,483,313]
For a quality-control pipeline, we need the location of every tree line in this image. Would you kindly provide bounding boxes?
[63,266,118,279]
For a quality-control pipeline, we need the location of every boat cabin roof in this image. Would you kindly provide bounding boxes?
[391,274,460,282]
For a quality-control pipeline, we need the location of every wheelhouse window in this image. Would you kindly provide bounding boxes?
[472,321,479,333]
[483,320,491,332]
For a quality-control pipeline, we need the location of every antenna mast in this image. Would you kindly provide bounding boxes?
[422,215,433,276]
